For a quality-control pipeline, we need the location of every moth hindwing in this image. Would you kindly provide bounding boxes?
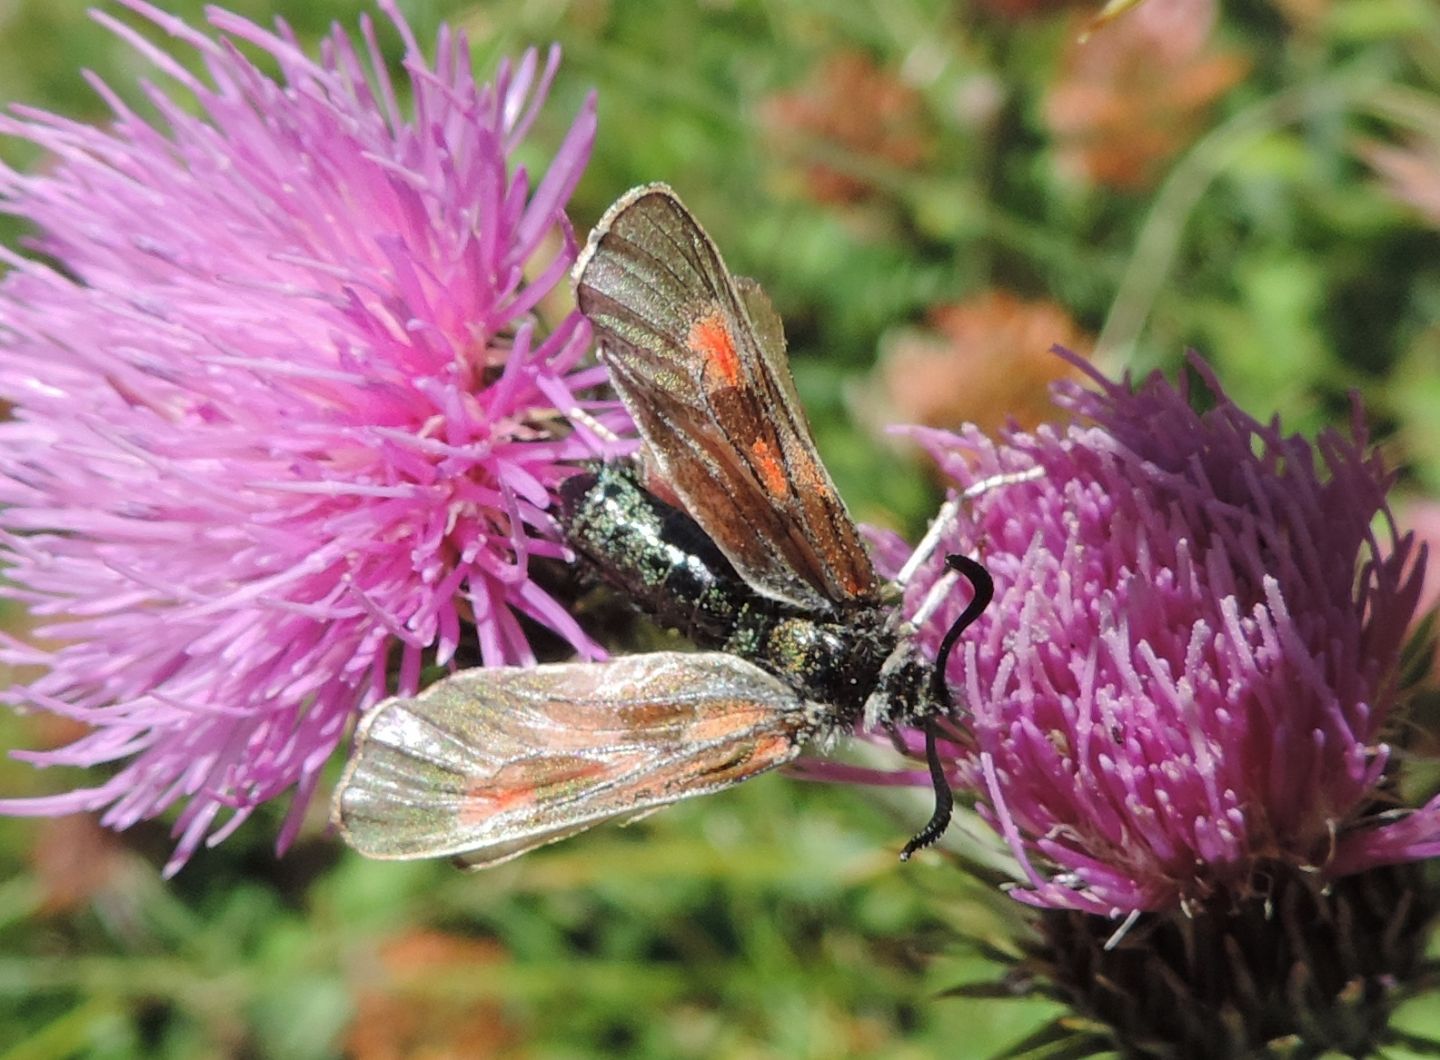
[333,652,816,867]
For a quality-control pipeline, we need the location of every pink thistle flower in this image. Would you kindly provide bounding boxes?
[0,2,623,873]
[884,352,1429,915]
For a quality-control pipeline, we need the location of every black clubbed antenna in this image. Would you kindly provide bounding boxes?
[900,554,994,861]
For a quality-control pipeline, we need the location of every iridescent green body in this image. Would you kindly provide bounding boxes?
[556,463,917,731]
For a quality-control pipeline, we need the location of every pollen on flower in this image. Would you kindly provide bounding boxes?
[0,2,630,872]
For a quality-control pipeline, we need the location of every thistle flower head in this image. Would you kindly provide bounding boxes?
[0,1,621,872]
[894,353,1430,915]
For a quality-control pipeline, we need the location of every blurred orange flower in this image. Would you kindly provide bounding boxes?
[1045,0,1248,190]
[1360,134,1440,229]
[347,931,518,1060]
[861,290,1091,442]
[761,50,931,205]
[30,813,128,915]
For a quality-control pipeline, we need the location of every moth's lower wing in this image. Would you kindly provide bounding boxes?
[574,184,878,613]
[448,806,660,872]
[332,652,816,866]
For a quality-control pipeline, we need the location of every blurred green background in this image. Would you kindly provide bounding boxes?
[3,0,1440,1055]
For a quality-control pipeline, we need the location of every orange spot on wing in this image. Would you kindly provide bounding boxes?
[750,438,790,499]
[684,703,770,744]
[460,757,608,825]
[789,449,826,494]
[689,311,743,389]
[705,732,799,784]
[752,733,797,764]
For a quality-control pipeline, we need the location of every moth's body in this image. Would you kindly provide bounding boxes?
[557,462,918,733]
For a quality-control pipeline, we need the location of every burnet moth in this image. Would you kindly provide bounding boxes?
[332,185,992,867]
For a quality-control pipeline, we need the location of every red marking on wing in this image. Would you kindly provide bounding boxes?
[689,312,743,389]
[706,732,797,784]
[749,438,790,499]
[789,448,826,494]
[753,733,794,763]
[684,703,773,744]
[460,757,609,825]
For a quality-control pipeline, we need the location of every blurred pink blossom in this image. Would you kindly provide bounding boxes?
[1360,134,1440,230]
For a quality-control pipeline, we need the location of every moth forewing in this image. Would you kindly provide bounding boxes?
[332,652,820,864]
[574,183,879,612]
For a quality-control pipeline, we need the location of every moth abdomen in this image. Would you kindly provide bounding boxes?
[557,463,757,645]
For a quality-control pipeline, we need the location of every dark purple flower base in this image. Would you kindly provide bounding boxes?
[988,859,1440,1057]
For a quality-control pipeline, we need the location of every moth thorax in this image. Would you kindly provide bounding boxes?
[861,644,935,731]
[759,614,894,726]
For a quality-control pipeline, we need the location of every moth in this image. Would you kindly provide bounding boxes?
[332,185,991,868]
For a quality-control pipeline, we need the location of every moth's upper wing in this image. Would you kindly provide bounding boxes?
[332,652,816,867]
[573,184,878,614]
